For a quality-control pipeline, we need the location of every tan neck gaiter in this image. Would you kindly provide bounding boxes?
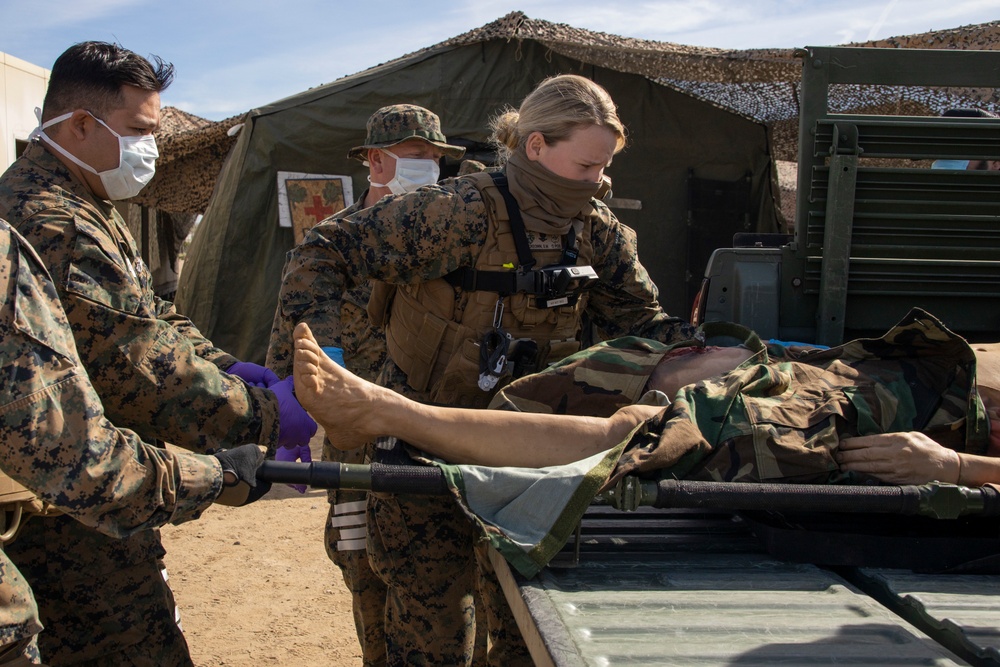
[505,148,603,235]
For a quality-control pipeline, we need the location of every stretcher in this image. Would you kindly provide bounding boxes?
[258,460,1000,665]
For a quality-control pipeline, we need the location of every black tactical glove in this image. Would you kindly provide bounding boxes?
[214,444,271,506]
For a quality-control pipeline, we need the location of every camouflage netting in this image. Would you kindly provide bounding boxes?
[155,106,214,135]
[139,11,1000,214]
[774,160,797,231]
[133,107,244,214]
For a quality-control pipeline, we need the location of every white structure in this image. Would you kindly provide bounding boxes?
[1,51,49,172]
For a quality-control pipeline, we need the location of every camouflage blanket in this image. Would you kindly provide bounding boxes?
[434,308,992,577]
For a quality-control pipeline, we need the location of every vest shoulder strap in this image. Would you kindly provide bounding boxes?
[486,172,535,269]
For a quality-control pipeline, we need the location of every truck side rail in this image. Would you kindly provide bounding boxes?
[795,46,1000,345]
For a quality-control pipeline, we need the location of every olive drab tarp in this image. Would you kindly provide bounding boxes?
[174,15,782,364]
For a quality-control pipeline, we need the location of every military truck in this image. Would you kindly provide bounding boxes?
[492,45,1000,666]
[693,45,1000,346]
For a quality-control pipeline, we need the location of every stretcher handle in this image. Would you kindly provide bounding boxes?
[258,460,449,496]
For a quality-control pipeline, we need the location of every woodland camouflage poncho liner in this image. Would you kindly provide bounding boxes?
[434,308,991,577]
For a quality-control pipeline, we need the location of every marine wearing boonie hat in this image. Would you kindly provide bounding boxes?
[348,104,465,161]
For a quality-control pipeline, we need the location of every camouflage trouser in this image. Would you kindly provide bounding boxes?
[5,515,192,667]
[323,436,387,666]
[474,543,533,667]
[366,492,479,666]
[325,487,387,667]
[0,552,42,662]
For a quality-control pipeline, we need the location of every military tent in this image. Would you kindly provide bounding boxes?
[146,17,1000,219]
[176,11,787,363]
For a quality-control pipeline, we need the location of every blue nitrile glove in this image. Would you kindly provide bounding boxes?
[931,159,970,170]
[321,346,346,368]
[270,376,318,449]
[275,444,313,493]
[227,361,280,388]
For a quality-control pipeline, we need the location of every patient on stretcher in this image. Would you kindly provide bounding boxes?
[292,309,1000,487]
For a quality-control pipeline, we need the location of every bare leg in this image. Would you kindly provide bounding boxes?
[293,323,662,467]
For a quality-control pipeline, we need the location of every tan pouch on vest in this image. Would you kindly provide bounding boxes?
[429,337,503,408]
[367,281,397,329]
[0,473,39,544]
[385,287,450,393]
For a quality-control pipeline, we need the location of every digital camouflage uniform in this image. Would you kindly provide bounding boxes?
[494,308,991,487]
[274,157,697,665]
[268,194,389,667]
[0,219,222,665]
[0,141,280,666]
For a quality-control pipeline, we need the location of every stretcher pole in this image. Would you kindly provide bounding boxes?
[258,461,1000,518]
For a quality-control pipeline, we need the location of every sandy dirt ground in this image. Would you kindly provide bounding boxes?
[161,429,363,667]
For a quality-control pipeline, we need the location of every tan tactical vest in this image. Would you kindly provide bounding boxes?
[0,471,40,544]
[369,171,598,407]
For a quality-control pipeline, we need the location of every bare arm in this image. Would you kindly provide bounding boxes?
[293,322,661,467]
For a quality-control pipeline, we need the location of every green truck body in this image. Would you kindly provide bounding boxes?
[696,46,1000,346]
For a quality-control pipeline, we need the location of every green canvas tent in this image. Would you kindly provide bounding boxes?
[176,11,783,364]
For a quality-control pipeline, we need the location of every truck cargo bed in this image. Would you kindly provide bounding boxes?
[493,506,1000,666]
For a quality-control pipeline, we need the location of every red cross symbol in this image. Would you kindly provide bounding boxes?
[304,195,334,222]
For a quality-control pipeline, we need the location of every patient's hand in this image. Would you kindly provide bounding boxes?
[835,432,960,485]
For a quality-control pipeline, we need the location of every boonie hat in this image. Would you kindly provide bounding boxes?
[348,104,465,161]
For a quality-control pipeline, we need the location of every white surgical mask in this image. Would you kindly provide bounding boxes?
[369,149,440,195]
[37,111,158,200]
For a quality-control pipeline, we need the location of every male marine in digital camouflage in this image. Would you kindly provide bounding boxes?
[0,217,267,665]
[0,41,315,666]
[268,103,465,667]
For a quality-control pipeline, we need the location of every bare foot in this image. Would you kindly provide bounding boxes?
[293,322,384,450]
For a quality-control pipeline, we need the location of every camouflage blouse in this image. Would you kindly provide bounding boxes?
[267,193,387,382]
[267,193,386,474]
[0,219,222,646]
[0,142,278,453]
[273,175,696,360]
